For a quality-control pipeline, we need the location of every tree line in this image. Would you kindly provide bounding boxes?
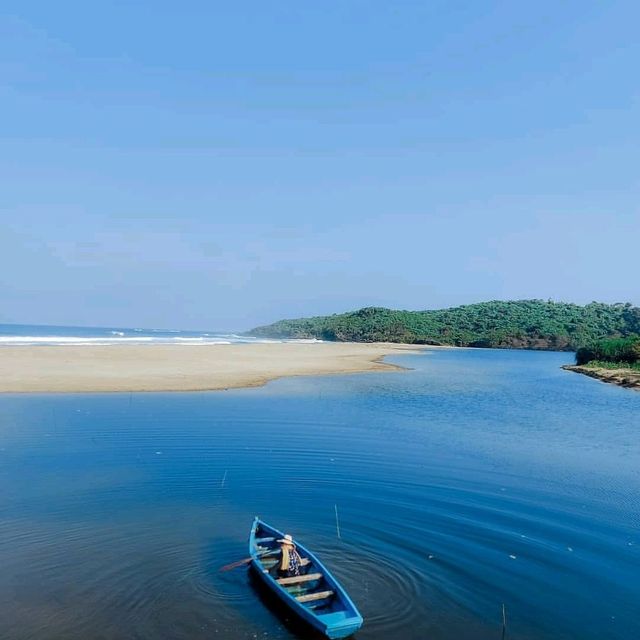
[251,300,640,351]
[576,336,640,367]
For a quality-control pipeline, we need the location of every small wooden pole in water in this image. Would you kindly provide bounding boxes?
[221,470,227,488]
[334,504,341,539]
[501,603,507,639]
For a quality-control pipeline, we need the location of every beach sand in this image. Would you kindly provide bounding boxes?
[0,342,425,393]
[562,364,640,391]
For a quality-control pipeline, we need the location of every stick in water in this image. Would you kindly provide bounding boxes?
[221,470,227,488]
[501,603,507,640]
[334,504,341,539]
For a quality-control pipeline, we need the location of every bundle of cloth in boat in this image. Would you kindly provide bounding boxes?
[278,534,302,577]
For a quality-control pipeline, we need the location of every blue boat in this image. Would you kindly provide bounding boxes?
[249,517,364,639]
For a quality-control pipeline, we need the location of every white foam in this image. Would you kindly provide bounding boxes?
[0,336,155,344]
[0,331,324,346]
[0,334,242,346]
[174,337,233,344]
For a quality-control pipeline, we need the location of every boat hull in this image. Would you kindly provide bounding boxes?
[249,518,363,638]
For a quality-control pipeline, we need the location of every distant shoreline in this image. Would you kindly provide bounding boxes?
[0,342,429,394]
[562,364,640,391]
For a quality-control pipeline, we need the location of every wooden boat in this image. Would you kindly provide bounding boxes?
[249,517,363,639]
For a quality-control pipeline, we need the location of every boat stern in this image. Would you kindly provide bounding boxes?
[318,611,364,639]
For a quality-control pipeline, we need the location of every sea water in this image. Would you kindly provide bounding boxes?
[0,348,638,639]
[0,323,318,346]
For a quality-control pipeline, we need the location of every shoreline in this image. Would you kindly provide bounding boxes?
[562,364,640,391]
[0,342,428,394]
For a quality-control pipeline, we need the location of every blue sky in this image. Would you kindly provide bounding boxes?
[1,2,638,330]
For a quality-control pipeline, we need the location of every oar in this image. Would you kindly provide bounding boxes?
[219,549,275,572]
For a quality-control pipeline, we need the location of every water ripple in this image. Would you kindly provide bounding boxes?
[0,349,639,639]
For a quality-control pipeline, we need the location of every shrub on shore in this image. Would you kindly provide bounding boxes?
[575,336,640,366]
[578,360,640,371]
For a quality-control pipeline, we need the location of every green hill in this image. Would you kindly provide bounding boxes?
[250,300,640,350]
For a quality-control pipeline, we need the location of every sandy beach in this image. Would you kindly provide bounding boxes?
[0,342,424,393]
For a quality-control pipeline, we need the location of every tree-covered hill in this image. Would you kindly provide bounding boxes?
[250,300,640,350]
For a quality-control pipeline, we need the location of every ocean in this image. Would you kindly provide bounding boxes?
[0,323,317,346]
[0,346,638,639]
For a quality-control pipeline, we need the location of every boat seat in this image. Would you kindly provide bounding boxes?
[262,557,311,573]
[277,572,322,586]
[255,536,276,544]
[296,590,334,603]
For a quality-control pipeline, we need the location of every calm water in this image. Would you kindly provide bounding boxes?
[0,349,638,640]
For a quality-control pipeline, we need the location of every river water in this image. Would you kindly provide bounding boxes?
[0,348,638,639]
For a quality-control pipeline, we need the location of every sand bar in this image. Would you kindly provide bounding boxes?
[0,342,425,393]
[562,364,640,391]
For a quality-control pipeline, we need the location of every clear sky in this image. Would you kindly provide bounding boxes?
[1,2,638,330]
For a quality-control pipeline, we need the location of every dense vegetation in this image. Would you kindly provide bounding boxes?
[251,300,640,351]
[576,336,640,368]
